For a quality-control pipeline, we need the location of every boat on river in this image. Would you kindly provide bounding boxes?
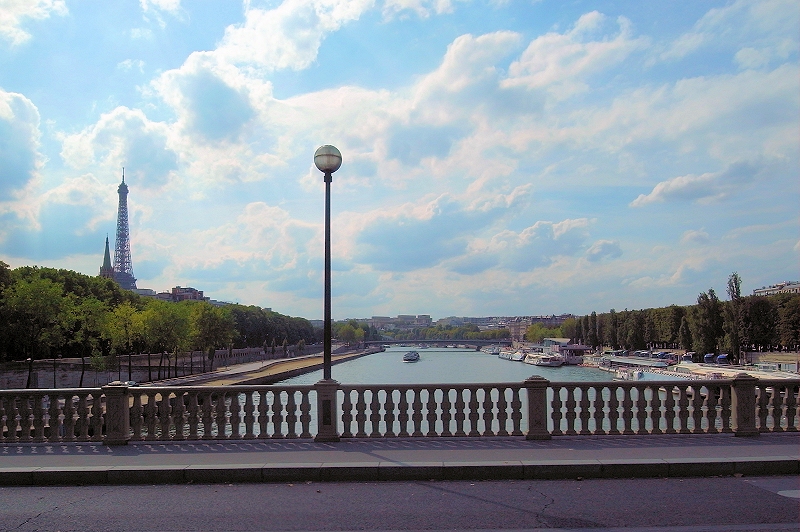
[403,351,420,363]
[524,353,564,367]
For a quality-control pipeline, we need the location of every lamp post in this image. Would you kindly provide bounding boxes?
[314,145,341,442]
[314,145,341,380]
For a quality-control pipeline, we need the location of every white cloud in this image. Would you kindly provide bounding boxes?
[680,230,711,245]
[140,0,181,14]
[658,0,799,65]
[630,160,765,207]
[216,0,375,72]
[60,107,178,189]
[0,0,67,45]
[503,12,648,97]
[0,90,41,201]
[585,239,622,262]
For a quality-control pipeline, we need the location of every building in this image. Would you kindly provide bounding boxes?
[753,282,800,296]
[171,286,206,302]
[99,236,114,280]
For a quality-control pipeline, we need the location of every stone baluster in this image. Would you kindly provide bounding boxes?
[564,385,577,435]
[384,388,397,437]
[453,388,466,437]
[299,390,312,438]
[690,384,705,434]
[768,382,784,432]
[550,385,564,436]
[340,389,354,438]
[397,389,410,437]
[608,386,621,435]
[731,373,759,437]
[201,391,214,439]
[706,384,720,434]
[103,383,130,445]
[0,397,7,443]
[77,394,89,441]
[19,395,32,442]
[145,391,158,440]
[719,385,732,433]
[31,394,45,443]
[411,389,424,437]
[496,387,509,436]
[171,391,186,441]
[510,387,523,436]
[271,391,285,438]
[635,386,648,435]
[63,394,76,442]
[663,385,677,433]
[593,386,608,435]
[676,387,690,434]
[785,383,798,431]
[354,389,368,437]
[156,392,170,439]
[214,392,228,439]
[285,391,299,439]
[755,383,770,430]
[650,385,664,435]
[7,396,20,443]
[465,387,479,436]
[620,386,635,435]
[525,375,551,440]
[257,391,269,438]
[578,386,592,435]
[90,393,103,442]
[187,392,199,440]
[229,392,241,440]
[426,389,439,437]
[47,393,62,443]
[128,392,142,441]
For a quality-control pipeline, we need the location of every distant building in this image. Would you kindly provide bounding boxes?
[753,282,800,296]
[171,286,207,302]
[99,236,114,280]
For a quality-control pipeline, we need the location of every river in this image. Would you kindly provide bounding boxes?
[279,346,613,385]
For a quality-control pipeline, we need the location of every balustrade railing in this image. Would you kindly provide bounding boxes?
[1,375,797,445]
[338,384,525,438]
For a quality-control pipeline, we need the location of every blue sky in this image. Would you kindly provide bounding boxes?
[0,0,797,321]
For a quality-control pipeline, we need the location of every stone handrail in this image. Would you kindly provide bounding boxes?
[0,375,797,445]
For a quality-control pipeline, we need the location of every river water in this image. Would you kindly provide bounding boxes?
[279,346,613,385]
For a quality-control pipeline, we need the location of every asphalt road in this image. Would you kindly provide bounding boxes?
[0,476,797,532]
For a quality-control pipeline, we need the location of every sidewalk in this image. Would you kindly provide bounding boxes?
[1,432,797,486]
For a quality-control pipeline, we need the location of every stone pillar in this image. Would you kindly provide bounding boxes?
[525,375,551,440]
[315,379,340,442]
[731,373,759,437]
[103,382,130,445]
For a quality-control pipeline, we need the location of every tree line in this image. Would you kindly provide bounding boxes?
[0,263,316,386]
[527,273,799,362]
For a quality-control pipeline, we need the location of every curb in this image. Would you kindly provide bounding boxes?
[1,457,797,486]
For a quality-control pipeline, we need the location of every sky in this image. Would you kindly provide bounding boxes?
[0,0,798,321]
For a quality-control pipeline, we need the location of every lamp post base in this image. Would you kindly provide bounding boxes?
[314,378,340,442]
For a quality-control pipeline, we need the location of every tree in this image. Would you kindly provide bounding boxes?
[739,296,777,352]
[587,312,599,348]
[724,272,743,362]
[104,301,142,381]
[142,300,190,379]
[5,277,68,387]
[67,297,109,386]
[678,316,693,352]
[339,323,356,344]
[777,295,800,351]
[190,302,235,373]
[693,289,724,355]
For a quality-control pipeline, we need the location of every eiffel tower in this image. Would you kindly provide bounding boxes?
[112,170,137,290]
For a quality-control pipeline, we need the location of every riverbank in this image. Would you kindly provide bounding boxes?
[147,347,382,386]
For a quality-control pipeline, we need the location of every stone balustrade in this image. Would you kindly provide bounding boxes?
[0,375,797,445]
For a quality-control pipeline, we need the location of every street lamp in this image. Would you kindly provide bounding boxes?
[314,145,341,381]
[314,145,341,442]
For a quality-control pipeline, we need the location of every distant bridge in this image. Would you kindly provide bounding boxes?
[364,339,511,347]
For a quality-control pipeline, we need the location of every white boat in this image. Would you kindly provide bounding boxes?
[524,354,564,367]
[499,350,525,361]
[403,351,420,362]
